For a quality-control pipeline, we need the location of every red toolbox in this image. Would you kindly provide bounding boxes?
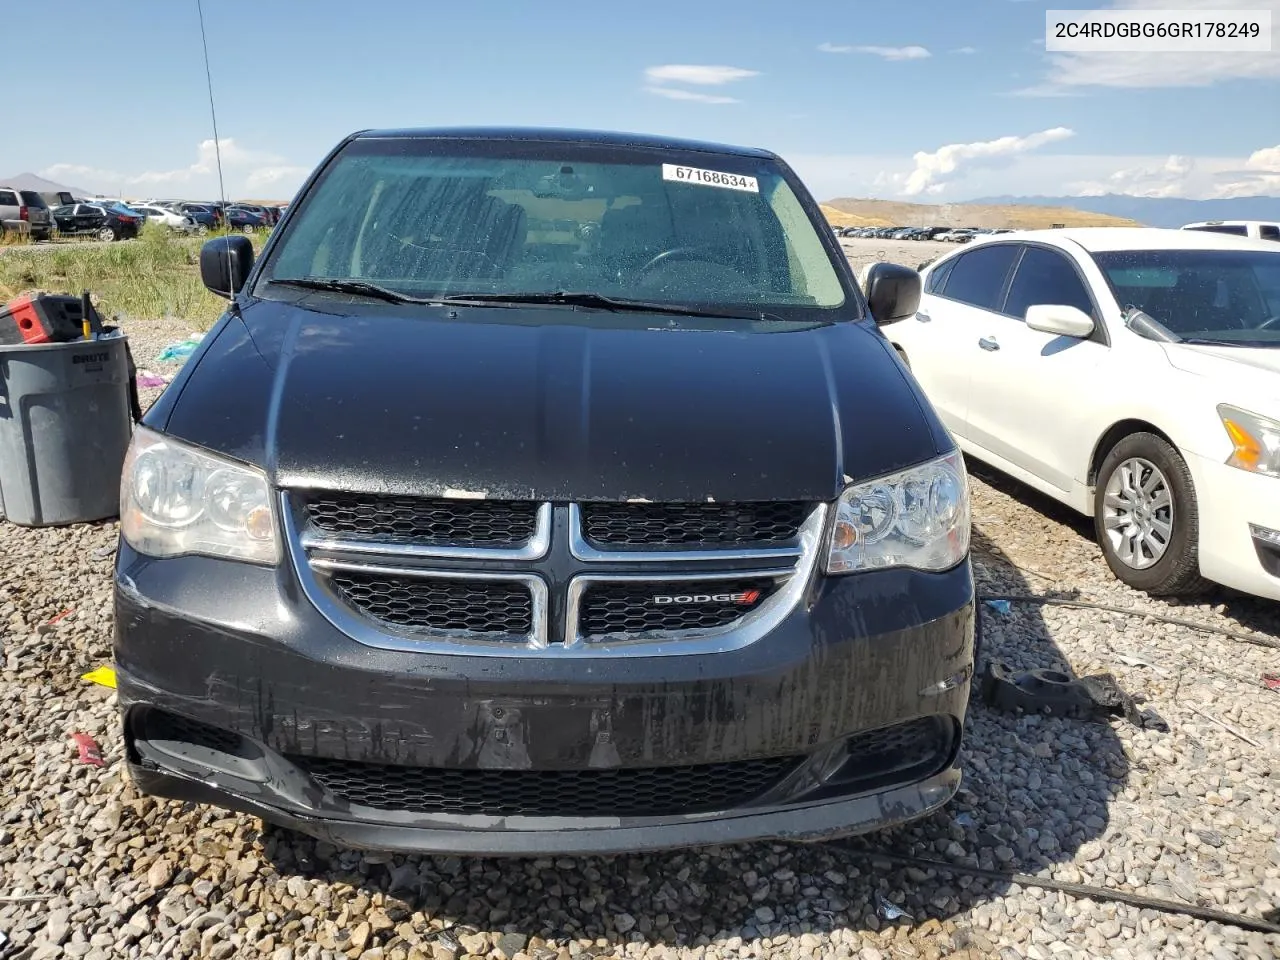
[0,294,89,345]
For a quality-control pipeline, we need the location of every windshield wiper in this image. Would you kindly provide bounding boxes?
[267,277,439,304]
[444,291,787,323]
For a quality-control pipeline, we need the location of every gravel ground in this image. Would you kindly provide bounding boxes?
[3,301,1280,960]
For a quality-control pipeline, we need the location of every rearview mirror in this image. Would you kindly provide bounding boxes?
[863,262,921,326]
[1025,304,1094,339]
[200,235,255,298]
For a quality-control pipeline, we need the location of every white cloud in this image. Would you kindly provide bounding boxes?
[818,43,931,60]
[896,127,1075,196]
[40,138,304,198]
[779,147,1280,202]
[642,63,757,105]
[1024,0,1280,93]
[643,64,759,86]
[643,86,739,105]
[245,165,312,190]
[952,46,978,54]
[1062,144,1280,199]
[1070,154,1197,197]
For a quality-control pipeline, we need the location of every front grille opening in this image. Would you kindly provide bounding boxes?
[327,571,533,638]
[578,579,776,640]
[818,716,956,799]
[292,754,802,818]
[136,708,259,761]
[300,493,540,548]
[581,502,808,550]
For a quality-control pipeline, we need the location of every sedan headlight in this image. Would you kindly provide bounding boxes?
[120,426,279,564]
[825,451,970,573]
[1218,405,1280,478]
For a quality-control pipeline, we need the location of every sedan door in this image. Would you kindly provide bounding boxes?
[963,243,1109,496]
[893,243,1020,438]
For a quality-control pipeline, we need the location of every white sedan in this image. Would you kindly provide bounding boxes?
[132,204,200,233]
[885,228,1280,601]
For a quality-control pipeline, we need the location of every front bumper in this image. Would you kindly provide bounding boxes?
[115,545,974,854]
[1185,450,1280,601]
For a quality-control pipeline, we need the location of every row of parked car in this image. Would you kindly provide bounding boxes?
[836,224,1014,243]
[0,187,286,242]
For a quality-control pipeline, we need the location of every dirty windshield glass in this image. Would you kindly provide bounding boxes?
[262,138,849,318]
[1093,249,1280,346]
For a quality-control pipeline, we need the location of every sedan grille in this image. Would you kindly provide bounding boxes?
[301,493,539,548]
[326,571,533,637]
[577,578,775,639]
[293,754,801,818]
[580,502,808,549]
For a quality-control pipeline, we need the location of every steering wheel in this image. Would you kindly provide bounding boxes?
[1257,315,1280,331]
[635,246,725,281]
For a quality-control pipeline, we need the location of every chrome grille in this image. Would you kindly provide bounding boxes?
[577,578,775,639]
[288,493,824,656]
[293,754,801,817]
[300,493,540,547]
[580,501,809,549]
[326,570,534,637]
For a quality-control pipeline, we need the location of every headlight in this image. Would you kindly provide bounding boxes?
[825,451,970,574]
[120,426,279,564]
[1218,405,1280,478]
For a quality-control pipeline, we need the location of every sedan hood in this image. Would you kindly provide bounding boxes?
[158,300,949,502]
[1163,343,1280,404]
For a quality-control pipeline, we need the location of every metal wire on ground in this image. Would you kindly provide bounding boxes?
[979,593,1280,651]
[841,846,1280,936]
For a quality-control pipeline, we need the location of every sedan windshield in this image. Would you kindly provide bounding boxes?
[259,137,850,320]
[1093,248,1280,346]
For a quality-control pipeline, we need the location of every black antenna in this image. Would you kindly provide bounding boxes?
[195,0,227,209]
[195,0,236,300]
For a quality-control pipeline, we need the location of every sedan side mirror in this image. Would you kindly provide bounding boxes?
[200,235,255,298]
[863,262,922,326]
[1026,304,1094,339]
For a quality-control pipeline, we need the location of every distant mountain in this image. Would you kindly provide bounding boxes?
[0,172,90,197]
[821,197,1136,229]
[968,194,1280,229]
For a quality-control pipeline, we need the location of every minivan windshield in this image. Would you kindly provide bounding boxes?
[1093,248,1280,347]
[260,137,851,320]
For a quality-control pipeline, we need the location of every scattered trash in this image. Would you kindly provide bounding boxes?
[135,369,169,388]
[1185,703,1264,749]
[156,336,203,362]
[875,892,913,921]
[954,812,975,828]
[1263,672,1280,692]
[1115,652,1171,676]
[983,599,1012,615]
[45,608,74,626]
[81,666,117,689]
[981,660,1143,725]
[71,732,104,767]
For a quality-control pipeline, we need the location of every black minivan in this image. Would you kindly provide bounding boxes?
[114,128,975,855]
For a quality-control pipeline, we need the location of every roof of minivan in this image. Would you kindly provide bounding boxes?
[968,226,1280,254]
[351,126,778,159]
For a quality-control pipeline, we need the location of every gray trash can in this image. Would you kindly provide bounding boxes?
[0,333,134,526]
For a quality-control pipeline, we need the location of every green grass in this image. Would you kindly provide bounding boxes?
[0,223,268,329]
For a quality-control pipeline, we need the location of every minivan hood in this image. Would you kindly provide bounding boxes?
[158,300,949,502]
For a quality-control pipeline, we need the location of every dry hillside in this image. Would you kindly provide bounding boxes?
[823,197,1139,229]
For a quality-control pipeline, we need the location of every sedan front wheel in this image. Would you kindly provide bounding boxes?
[1093,432,1209,596]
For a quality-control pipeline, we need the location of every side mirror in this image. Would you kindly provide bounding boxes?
[863,262,922,326]
[1026,304,1094,339]
[200,235,255,298]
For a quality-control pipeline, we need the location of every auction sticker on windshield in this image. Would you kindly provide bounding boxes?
[662,164,759,193]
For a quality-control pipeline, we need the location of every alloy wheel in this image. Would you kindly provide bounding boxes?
[1101,457,1174,570]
